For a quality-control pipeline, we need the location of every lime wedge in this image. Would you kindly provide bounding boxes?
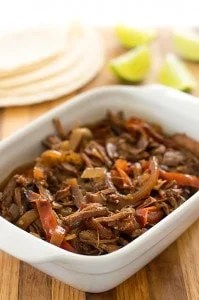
[173,30,199,62]
[115,25,156,48]
[159,54,196,92]
[109,45,151,82]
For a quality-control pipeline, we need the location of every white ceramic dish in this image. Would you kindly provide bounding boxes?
[0,85,199,293]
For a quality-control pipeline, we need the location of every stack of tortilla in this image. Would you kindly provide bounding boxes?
[0,24,104,106]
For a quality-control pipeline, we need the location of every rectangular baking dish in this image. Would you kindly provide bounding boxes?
[0,84,199,293]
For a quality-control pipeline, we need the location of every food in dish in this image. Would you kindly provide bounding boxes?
[1,112,199,255]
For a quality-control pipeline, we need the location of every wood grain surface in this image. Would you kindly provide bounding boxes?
[0,28,199,300]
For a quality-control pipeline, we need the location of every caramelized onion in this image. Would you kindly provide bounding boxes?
[69,128,93,151]
[81,167,106,179]
[16,209,38,229]
[41,150,62,165]
[119,157,159,207]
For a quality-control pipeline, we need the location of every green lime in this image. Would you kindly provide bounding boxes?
[115,25,156,48]
[109,45,151,82]
[173,30,199,62]
[159,54,196,92]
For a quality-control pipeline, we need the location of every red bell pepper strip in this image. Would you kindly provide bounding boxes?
[61,240,76,253]
[35,199,57,240]
[115,159,132,187]
[50,225,66,247]
[115,159,128,171]
[135,206,164,227]
[159,169,199,188]
[36,199,75,252]
[141,159,199,188]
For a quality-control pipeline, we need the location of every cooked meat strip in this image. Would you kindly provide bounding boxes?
[85,218,114,239]
[63,204,109,228]
[67,178,85,208]
[162,150,185,167]
[2,177,16,207]
[53,118,67,139]
[95,209,134,223]
[172,133,199,157]
[42,135,61,150]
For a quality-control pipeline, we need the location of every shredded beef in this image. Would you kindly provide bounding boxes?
[1,112,199,255]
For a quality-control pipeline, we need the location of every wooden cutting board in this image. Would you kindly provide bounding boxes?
[0,29,199,300]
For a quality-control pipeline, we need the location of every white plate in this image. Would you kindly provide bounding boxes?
[0,85,198,292]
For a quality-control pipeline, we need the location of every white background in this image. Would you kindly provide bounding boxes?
[0,0,199,32]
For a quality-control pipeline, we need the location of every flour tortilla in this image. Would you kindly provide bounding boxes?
[0,27,68,77]
[0,25,88,88]
[0,31,104,106]
[0,28,103,96]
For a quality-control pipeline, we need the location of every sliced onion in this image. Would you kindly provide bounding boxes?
[33,165,46,181]
[69,128,93,151]
[81,167,106,179]
[41,150,62,165]
[119,156,159,207]
[16,209,39,229]
[69,129,84,151]
[62,151,83,165]
[65,233,77,240]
